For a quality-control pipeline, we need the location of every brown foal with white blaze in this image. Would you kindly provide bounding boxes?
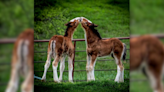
[41,17,80,83]
[6,29,34,92]
[80,17,127,82]
[130,35,164,92]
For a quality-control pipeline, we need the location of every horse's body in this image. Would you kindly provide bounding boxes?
[130,35,164,92]
[41,17,80,82]
[6,29,34,92]
[80,17,126,82]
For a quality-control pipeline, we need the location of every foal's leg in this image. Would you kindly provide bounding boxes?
[41,53,52,81]
[146,62,164,92]
[21,57,33,92]
[86,55,91,81]
[52,55,60,83]
[68,54,74,82]
[21,68,33,92]
[89,54,97,81]
[113,53,124,83]
[59,55,66,82]
[6,65,19,92]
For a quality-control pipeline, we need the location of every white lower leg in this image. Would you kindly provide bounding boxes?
[41,60,50,81]
[59,57,65,82]
[86,67,91,81]
[68,66,73,82]
[6,69,19,92]
[90,57,96,81]
[86,55,91,81]
[115,65,124,83]
[90,67,95,80]
[146,68,158,92]
[52,64,59,82]
[21,70,33,92]
[68,57,73,82]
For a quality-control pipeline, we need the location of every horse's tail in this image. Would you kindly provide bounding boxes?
[48,40,56,57]
[111,43,127,61]
[122,43,127,61]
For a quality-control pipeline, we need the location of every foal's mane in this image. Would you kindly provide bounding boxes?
[64,26,70,37]
[89,27,102,39]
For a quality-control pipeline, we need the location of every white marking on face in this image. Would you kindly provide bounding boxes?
[70,17,80,22]
[80,17,92,23]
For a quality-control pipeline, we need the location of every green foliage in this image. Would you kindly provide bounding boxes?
[0,0,34,38]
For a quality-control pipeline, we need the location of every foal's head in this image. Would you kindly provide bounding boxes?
[65,17,80,28]
[80,17,101,39]
[80,17,98,30]
[64,17,80,37]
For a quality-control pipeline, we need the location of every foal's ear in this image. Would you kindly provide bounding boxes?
[65,22,73,26]
[89,23,98,27]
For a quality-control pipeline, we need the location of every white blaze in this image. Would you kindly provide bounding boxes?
[70,17,80,22]
[80,17,92,23]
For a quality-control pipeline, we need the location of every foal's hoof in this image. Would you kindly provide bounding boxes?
[69,80,73,83]
[114,80,124,83]
[54,80,60,83]
[41,79,46,82]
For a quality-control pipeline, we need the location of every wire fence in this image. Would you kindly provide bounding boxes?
[0,37,130,82]
[33,37,131,81]
[1,35,164,83]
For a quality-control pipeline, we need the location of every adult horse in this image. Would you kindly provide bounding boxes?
[130,35,164,92]
[80,17,126,83]
[41,17,80,83]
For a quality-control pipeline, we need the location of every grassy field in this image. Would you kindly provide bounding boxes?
[35,80,129,92]
[34,0,129,92]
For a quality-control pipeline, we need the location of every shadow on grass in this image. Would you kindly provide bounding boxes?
[34,80,129,92]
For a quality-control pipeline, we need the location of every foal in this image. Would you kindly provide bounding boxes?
[80,17,126,82]
[6,29,34,92]
[130,35,164,92]
[41,17,80,83]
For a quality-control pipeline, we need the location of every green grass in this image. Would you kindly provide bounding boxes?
[34,80,129,92]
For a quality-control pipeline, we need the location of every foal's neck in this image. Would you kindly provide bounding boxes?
[85,29,101,43]
[64,27,75,39]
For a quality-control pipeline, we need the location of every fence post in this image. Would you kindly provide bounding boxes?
[72,41,76,81]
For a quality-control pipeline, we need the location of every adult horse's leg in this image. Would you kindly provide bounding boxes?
[113,52,124,83]
[89,54,97,81]
[59,55,66,82]
[41,53,51,81]
[86,54,91,81]
[52,55,60,83]
[68,54,74,82]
